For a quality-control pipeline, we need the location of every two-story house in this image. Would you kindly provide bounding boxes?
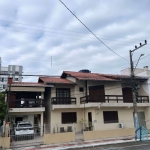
[38,70,150,133]
[7,78,53,136]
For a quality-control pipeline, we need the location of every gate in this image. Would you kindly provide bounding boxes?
[10,125,44,149]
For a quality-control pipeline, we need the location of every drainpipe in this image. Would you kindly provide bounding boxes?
[84,80,88,129]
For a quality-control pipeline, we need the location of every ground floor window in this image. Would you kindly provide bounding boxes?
[61,112,77,124]
[103,111,118,123]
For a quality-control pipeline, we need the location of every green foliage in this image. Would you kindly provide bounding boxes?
[0,92,6,122]
[78,118,86,124]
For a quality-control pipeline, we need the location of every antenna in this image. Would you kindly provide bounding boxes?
[51,56,52,67]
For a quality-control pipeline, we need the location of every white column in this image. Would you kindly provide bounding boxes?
[40,113,43,136]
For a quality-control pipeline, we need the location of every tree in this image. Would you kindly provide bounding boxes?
[0,92,6,124]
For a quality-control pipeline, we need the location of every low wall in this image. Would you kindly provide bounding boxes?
[0,137,10,149]
[83,128,135,141]
[44,132,75,144]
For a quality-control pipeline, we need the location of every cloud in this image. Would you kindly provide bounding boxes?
[0,0,150,82]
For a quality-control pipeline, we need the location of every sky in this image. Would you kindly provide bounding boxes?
[0,0,150,82]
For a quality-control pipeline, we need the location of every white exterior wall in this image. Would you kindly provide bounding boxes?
[0,64,23,91]
[50,107,149,132]
[50,109,83,132]
[23,114,34,125]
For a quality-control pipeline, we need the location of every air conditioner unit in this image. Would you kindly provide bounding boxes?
[119,123,124,128]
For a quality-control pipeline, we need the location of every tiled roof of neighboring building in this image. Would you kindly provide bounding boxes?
[11,82,50,87]
[39,77,75,84]
[99,74,149,80]
[62,71,117,81]
[62,71,148,81]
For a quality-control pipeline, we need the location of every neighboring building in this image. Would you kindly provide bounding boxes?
[0,58,23,90]
[7,78,53,136]
[121,66,150,100]
[38,70,150,133]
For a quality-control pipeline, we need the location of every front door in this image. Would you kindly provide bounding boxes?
[89,85,105,102]
[88,112,92,130]
[122,88,133,103]
[138,112,146,128]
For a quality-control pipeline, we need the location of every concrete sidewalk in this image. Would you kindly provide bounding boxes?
[12,136,140,150]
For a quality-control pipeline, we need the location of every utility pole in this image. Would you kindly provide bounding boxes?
[129,40,147,139]
[6,78,12,122]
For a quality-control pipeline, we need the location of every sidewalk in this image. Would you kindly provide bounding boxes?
[13,136,138,150]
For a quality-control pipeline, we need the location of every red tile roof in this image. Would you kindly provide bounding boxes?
[99,74,148,80]
[62,71,148,81]
[39,77,75,84]
[62,71,116,81]
[11,82,48,87]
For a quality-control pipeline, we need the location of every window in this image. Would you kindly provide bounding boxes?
[62,112,77,124]
[15,78,19,81]
[103,111,118,124]
[3,85,5,89]
[56,88,70,97]
[79,87,84,92]
[1,71,8,75]
[15,71,19,75]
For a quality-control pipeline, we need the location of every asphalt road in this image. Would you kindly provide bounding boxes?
[73,141,150,150]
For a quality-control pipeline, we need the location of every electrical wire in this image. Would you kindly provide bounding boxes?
[59,0,129,62]
[0,19,149,42]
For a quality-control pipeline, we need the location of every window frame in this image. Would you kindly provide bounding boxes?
[79,87,84,92]
[56,88,70,98]
[61,112,77,124]
[103,111,119,124]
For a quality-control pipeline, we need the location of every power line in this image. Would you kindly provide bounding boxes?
[0,19,149,42]
[59,0,128,61]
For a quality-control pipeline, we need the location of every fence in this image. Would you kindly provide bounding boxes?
[10,125,44,148]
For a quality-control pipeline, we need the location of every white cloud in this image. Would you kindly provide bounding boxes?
[0,0,150,82]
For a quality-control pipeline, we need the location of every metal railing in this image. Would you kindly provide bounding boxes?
[10,125,44,148]
[9,99,44,108]
[80,95,149,104]
[135,126,148,141]
[51,97,76,104]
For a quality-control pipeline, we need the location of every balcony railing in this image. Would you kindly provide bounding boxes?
[51,97,76,105]
[9,99,44,108]
[80,95,149,104]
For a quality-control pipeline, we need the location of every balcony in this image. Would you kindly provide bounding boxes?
[80,95,149,104]
[9,99,44,108]
[51,97,76,105]
[51,97,77,110]
[9,99,45,113]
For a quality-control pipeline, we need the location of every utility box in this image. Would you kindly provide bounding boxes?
[119,123,124,128]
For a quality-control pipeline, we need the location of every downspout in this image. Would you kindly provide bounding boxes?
[84,80,88,128]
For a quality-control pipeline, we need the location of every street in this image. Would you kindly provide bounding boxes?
[75,141,150,150]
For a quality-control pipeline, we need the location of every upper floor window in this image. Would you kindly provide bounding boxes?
[56,88,70,97]
[79,87,84,92]
[0,78,8,82]
[15,71,19,75]
[15,78,19,81]
[1,71,8,75]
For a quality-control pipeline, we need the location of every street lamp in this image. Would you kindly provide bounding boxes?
[134,54,144,71]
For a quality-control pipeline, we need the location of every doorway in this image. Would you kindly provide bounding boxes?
[88,112,92,130]
[138,112,146,128]
[122,88,133,103]
[89,85,105,102]
[15,117,23,124]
